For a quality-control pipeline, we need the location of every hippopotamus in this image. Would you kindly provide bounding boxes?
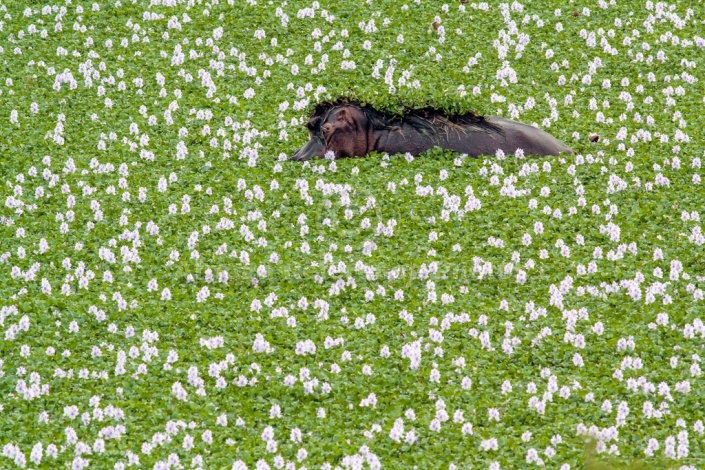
[290,100,574,161]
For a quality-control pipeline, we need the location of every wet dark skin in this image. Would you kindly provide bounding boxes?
[291,103,574,161]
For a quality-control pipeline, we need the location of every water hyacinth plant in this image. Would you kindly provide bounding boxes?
[1,0,705,469]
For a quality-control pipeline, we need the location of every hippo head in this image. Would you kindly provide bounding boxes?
[291,104,370,161]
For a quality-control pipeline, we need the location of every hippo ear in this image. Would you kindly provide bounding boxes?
[306,116,322,131]
[337,107,355,124]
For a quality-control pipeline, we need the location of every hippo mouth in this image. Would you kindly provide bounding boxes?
[290,137,325,161]
[290,147,307,161]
